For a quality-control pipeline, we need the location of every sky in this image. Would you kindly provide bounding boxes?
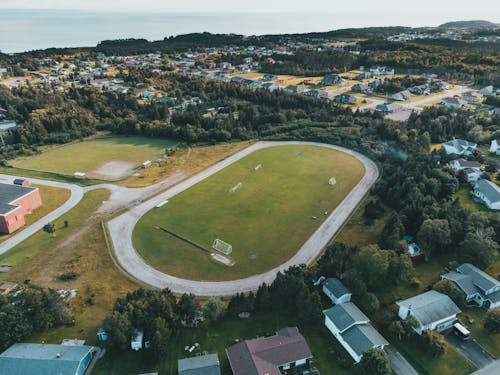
[0,0,499,20]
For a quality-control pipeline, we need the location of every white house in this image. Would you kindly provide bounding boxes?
[474,179,500,210]
[397,290,461,335]
[131,329,143,351]
[322,278,352,305]
[442,263,500,310]
[449,158,481,172]
[323,303,388,363]
[462,168,482,183]
[440,97,467,109]
[490,139,500,156]
[442,139,477,156]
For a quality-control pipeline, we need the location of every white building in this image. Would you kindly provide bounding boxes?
[442,139,477,156]
[490,139,500,156]
[131,329,143,351]
[449,158,482,172]
[397,290,461,334]
[322,278,352,305]
[474,179,500,210]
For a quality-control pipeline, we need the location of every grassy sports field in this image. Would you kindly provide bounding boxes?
[133,145,365,280]
[12,136,177,176]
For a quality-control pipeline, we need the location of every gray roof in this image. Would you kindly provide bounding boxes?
[0,203,20,216]
[323,303,369,332]
[0,183,37,215]
[474,180,500,204]
[323,278,351,299]
[455,159,481,168]
[442,271,478,296]
[341,324,389,357]
[443,139,477,152]
[178,354,221,375]
[397,290,461,326]
[0,343,94,375]
[457,263,500,293]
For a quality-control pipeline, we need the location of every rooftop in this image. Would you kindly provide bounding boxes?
[323,302,369,332]
[340,324,389,357]
[0,182,37,215]
[475,179,500,204]
[456,263,500,293]
[178,353,221,375]
[323,278,351,299]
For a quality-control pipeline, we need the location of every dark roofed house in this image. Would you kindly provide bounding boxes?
[226,327,312,375]
[323,302,388,363]
[397,290,461,334]
[321,74,344,86]
[323,278,352,304]
[442,263,500,309]
[178,353,221,375]
[0,343,95,375]
[334,94,357,105]
[449,158,482,172]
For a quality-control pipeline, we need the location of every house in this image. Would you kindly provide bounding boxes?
[284,85,307,94]
[351,83,373,94]
[0,343,95,375]
[489,139,500,155]
[461,168,482,183]
[323,278,352,304]
[440,97,467,109]
[408,85,430,95]
[368,78,384,89]
[321,74,344,86]
[441,139,477,156]
[356,72,374,80]
[131,329,143,351]
[261,83,279,92]
[473,179,500,210]
[0,182,42,234]
[478,85,495,97]
[139,91,155,100]
[391,90,412,101]
[369,66,395,76]
[449,158,482,172]
[334,94,357,104]
[323,303,388,363]
[461,91,482,103]
[376,102,402,113]
[441,263,500,310]
[226,327,312,375]
[178,353,221,375]
[396,290,461,334]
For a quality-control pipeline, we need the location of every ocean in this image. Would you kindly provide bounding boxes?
[0,9,461,53]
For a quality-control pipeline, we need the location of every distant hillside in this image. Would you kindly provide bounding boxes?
[439,20,499,29]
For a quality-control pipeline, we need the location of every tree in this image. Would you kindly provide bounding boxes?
[380,212,405,249]
[458,232,499,269]
[202,297,225,323]
[352,245,390,287]
[388,321,406,341]
[421,331,447,357]
[360,348,391,375]
[150,317,171,359]
[433,279,466,307]
[484,308,500,334]
[388,254,414,283]
[177,293,199,326]
[417,219,451,260]
[358,292,380,315]
[42,223,56,236]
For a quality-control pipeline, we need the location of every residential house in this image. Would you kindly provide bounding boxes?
[226,327,312,375]
[0,120,17,131]
[376,102,402,113]
[440,97,467,109]
[351,83,373,94]
[323,303,388,363]
[284,85,307,94]
[0,182,42,234]
[461,91,483,103]
[131,329,143,351]
[323,278,352,304]
[178,353,221,375]
[262,74,277,81]
[408,85,430,95]
[441,263,500,310]
[139,91,155,100]
[0,343,95,375]
[462,168,482,183]
[489,139,500,155]
[396,290,461,334]
[368,78,384,89]
[261,83,279,92]
[441,139,477,156]
[355,72,374,80]
[478,85,495,97]
[392,90,412,101]
[473,179,500,210]
[449,158,482,172]
[321,74,344,86]
[334,94,357,104]
[369,66,395,75]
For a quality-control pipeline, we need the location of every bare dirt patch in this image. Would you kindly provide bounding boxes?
[88,161,138,181]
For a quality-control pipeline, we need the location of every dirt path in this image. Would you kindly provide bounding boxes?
[107,141,379,296]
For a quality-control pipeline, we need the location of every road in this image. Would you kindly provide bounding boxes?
[386,348,419,375]
[445,330,495,369]
[0,174,84,255]
[107,141,379,296]
[472,359,500,375]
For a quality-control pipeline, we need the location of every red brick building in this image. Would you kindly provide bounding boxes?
[0,181,42,234]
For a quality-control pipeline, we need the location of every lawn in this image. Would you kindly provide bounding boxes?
[93,312,362,375]
[134,145,365,281]
[461,306,500,358]
[12,136,178,176]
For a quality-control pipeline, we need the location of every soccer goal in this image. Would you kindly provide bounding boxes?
[212,238,233,255]
[229,182,242,193]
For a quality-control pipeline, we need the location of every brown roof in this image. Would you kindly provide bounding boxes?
[226,327,312,375]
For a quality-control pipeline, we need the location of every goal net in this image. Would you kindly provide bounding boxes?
[229,182,242,193]
[212,238,233,255]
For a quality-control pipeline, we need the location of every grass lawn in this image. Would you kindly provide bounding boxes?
[134,145,365,280]
[0,189,138,344]
[0,184,71,243]
[455,186,491,213]
[12,136,178,176]
[461,307,500,358]
[93,312,362,375]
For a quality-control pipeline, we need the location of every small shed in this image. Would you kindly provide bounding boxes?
[13,179,30,187]
[131,329,144,351]
[142,160,152,169]
[73,172,86,179]
[323,278,352,305]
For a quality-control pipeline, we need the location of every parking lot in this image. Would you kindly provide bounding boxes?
[445,330,495,369]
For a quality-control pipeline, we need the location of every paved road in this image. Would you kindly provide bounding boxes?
[445,330,495,369]
[386,348,419,375]
[107,141,379,296]
[0,174,84,255]
[471,359,500,375]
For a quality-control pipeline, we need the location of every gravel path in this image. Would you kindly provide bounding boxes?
[108,141,379,296]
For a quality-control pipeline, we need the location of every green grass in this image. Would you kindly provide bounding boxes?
[134,145,365,280]
[93,312,362,375]
[11,136,178,175]
[454,186,490,213]
[461,306,500,358]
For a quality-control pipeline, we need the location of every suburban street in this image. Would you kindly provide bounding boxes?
[386,348,419,375]
[107,141,379,296]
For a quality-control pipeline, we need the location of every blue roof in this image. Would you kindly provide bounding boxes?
[323,303,369,332]
[323,278,351,299]
[0,343,94,375]
[341,324,389,356]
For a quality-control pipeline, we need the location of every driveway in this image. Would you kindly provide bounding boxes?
[445,330,495,369]
[386,348,419,375]
[107,141,379,296]
[0,174,84,256]
[472,359,500,374]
